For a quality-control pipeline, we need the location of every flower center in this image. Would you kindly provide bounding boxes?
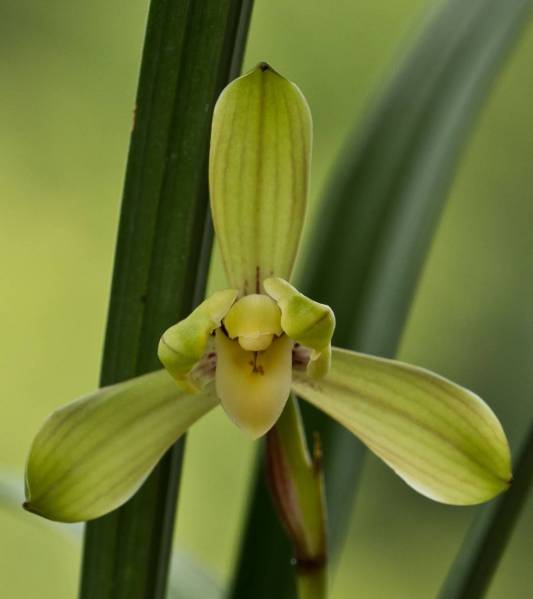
[223,293,283,352]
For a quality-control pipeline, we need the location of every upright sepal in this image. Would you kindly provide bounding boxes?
[158,289,237,386]
[264,277,335,378]
[209,64,312,293]
[292,348,511,505]
[24,370,218,522]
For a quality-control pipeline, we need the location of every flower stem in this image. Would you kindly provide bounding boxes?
[297,568,327,599]
[266,396,328,599]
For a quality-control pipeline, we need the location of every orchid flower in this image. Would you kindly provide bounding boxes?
[24,64,511,524]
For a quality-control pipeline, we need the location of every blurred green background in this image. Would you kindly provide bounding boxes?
[2,0,533,597]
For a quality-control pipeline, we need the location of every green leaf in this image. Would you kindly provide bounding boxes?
[231,0,532,593]
[439,419,533,598]
[25,371,217,523]
[209,63,312,293]
[302,0,533,548]
[292,348,511,505]
[80,1,253,597]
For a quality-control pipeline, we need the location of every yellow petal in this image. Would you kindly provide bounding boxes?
[215,329,293,438]
[224,293,282,351]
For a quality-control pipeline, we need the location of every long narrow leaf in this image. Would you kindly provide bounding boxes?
[80,2,253,598]
[230,0,533,596]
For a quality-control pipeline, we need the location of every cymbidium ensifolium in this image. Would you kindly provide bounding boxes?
[24,64,511,523]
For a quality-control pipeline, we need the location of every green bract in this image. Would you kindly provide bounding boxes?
[25,64,511,523]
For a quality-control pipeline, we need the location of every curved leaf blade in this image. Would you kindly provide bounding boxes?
[300,0,533,519]
[231,0,532,595]
[298,0,533,556]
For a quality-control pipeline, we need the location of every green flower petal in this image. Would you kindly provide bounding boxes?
[292,348,511,505]
[158,289,237,386]
[24,370,217,522]
[264,277,335,378]
[209,63,312,293]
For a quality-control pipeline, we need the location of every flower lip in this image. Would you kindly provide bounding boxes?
[215,329,293,438]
